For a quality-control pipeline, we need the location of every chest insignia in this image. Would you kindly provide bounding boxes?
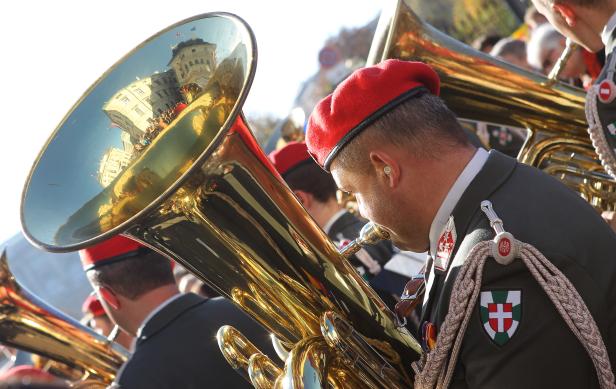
[434,216,456,271]
[479,290,522,346]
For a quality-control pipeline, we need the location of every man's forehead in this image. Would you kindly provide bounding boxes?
[331,164,368,193]
[330,166,347,188]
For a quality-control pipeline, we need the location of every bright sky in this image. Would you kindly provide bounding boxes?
[0,0,382,244]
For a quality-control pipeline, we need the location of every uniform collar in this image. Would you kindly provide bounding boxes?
[323,209,348,234]
[428,148,488,259]
[602,10,616,48]
[449,150,516,245]
[420,150,516,321]
[136,293,204,343]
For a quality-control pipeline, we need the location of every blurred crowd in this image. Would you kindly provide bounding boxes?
[473,4,603,89]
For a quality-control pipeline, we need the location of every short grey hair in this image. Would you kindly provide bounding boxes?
[335,93,470,172]
[526,23,564,70]
[490,38,527,61]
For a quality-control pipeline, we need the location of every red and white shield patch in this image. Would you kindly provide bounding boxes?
[434,216,456,271]
[480,290,522,346]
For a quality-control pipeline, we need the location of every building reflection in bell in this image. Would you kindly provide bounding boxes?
[97,148,132,187]
[103,70,181,144]
[97,38,221,187]
[170,38,217,89]
[22,16,258,249]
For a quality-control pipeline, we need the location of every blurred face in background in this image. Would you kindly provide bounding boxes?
[89,316,114,337]
[531,0,604,52]
[541,41,586,79]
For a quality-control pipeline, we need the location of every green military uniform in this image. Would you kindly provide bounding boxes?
[420,150,616,388]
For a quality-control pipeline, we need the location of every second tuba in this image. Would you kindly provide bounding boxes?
[0,250,128,386]
[368,0,616,211]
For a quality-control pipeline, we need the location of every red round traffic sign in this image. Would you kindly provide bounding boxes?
[319,46,341,69]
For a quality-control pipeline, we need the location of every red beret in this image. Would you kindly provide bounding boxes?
[306,59,440,170]
[268,141,312,176]
[79,235,147,271]
[0,366,57,382]
[82,294,105,317]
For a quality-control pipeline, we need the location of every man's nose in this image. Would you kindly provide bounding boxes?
[357,199,370,221]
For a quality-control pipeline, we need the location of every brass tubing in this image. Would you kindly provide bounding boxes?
[217,325,263,382]
[248,353,283,389]
[339,222,390,258]
[0,251,128,384]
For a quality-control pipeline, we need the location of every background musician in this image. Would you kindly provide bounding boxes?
[80,235,274,389]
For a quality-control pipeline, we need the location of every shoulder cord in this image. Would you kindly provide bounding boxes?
[412,201,615,389]
[586,53,616,179]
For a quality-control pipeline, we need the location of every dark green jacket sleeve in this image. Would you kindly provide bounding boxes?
[450,251,603,389]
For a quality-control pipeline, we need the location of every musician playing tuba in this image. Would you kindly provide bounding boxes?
[532,0,616,233]
[305,59,616,388]
[268,141,412,312]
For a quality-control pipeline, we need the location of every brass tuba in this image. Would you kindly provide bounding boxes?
[368,0,616,211]
[20,13,420,388]
[0,250,128,387]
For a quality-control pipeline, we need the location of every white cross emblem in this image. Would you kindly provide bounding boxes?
[489,304,513,332]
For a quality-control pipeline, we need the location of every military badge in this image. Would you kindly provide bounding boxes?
[479,290,521,346]
[586,54,616,179]
[434,216,456,272]
[421,321,437,351]
[598,79,616,104]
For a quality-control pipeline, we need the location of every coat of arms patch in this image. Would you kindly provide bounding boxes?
[479,290,521,346]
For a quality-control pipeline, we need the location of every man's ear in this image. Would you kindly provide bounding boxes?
[368,151,400,188]
[293,190,313,208]
[552,3,576,26]
[98,286,121,310]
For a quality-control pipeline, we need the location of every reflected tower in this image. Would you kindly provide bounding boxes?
[170,38,216,89]
[103,70,181,143]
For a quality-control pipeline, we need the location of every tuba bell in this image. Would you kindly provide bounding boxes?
[0,250,128,386]
[20,13,420,387]
[368,0,616,211]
